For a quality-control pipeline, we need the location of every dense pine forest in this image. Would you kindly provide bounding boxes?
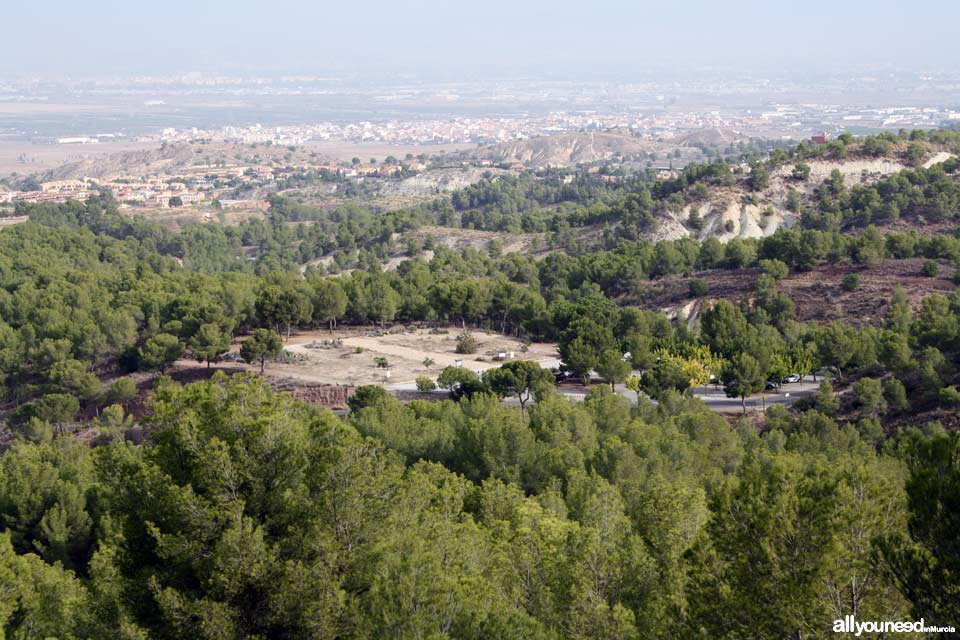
[0,129,959,639]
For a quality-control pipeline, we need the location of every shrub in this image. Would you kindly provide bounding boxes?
[921,260,940,277]
[786,188,802,212]
[347,385,389,412]
[108,377,138,405]
[852,377,887,417]
[455,331,478,354]
[938,385,960,408]
[857,418,885,447]
[688,279,709,297]
[687,210,704,231]
[759,259,789,282]
[748,162,769,191]
[374,356,389,368]
[883,378,910,412]
[815,380,839,416]
[841,273,860,292]
[14,417,53,444]
[415,376,436,392]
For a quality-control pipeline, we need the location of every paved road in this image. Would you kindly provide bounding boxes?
[552,377,821,413]
[388,375,824,414]
[678,377,821,413]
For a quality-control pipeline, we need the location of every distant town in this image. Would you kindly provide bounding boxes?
[3,69,960,143]
[2,69,959,210]
[28,102,960,150]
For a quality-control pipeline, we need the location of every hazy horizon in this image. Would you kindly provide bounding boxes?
[5,0,960,77]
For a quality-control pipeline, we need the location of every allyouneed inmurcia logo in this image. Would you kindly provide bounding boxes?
[833,615,956,636]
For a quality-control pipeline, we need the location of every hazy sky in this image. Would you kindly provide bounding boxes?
[4,0,958,76]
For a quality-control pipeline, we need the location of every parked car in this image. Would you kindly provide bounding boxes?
[782,374,801,384]
[765,381,779,391]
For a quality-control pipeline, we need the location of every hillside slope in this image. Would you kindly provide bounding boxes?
[468,131,702,168]
[650,151,956,243]
[37,142,336,181]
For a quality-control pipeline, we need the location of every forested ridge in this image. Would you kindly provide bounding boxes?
[416,129,960,240]
[0,131,958,638]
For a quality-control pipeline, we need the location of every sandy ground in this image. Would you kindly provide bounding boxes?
[271,327,559,386]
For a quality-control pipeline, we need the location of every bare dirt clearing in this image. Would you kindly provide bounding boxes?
[409,225,547,254]
[273,327,559,386]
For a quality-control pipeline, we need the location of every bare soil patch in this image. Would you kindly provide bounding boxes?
[410,225,547,255]
[272,327,558,386]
